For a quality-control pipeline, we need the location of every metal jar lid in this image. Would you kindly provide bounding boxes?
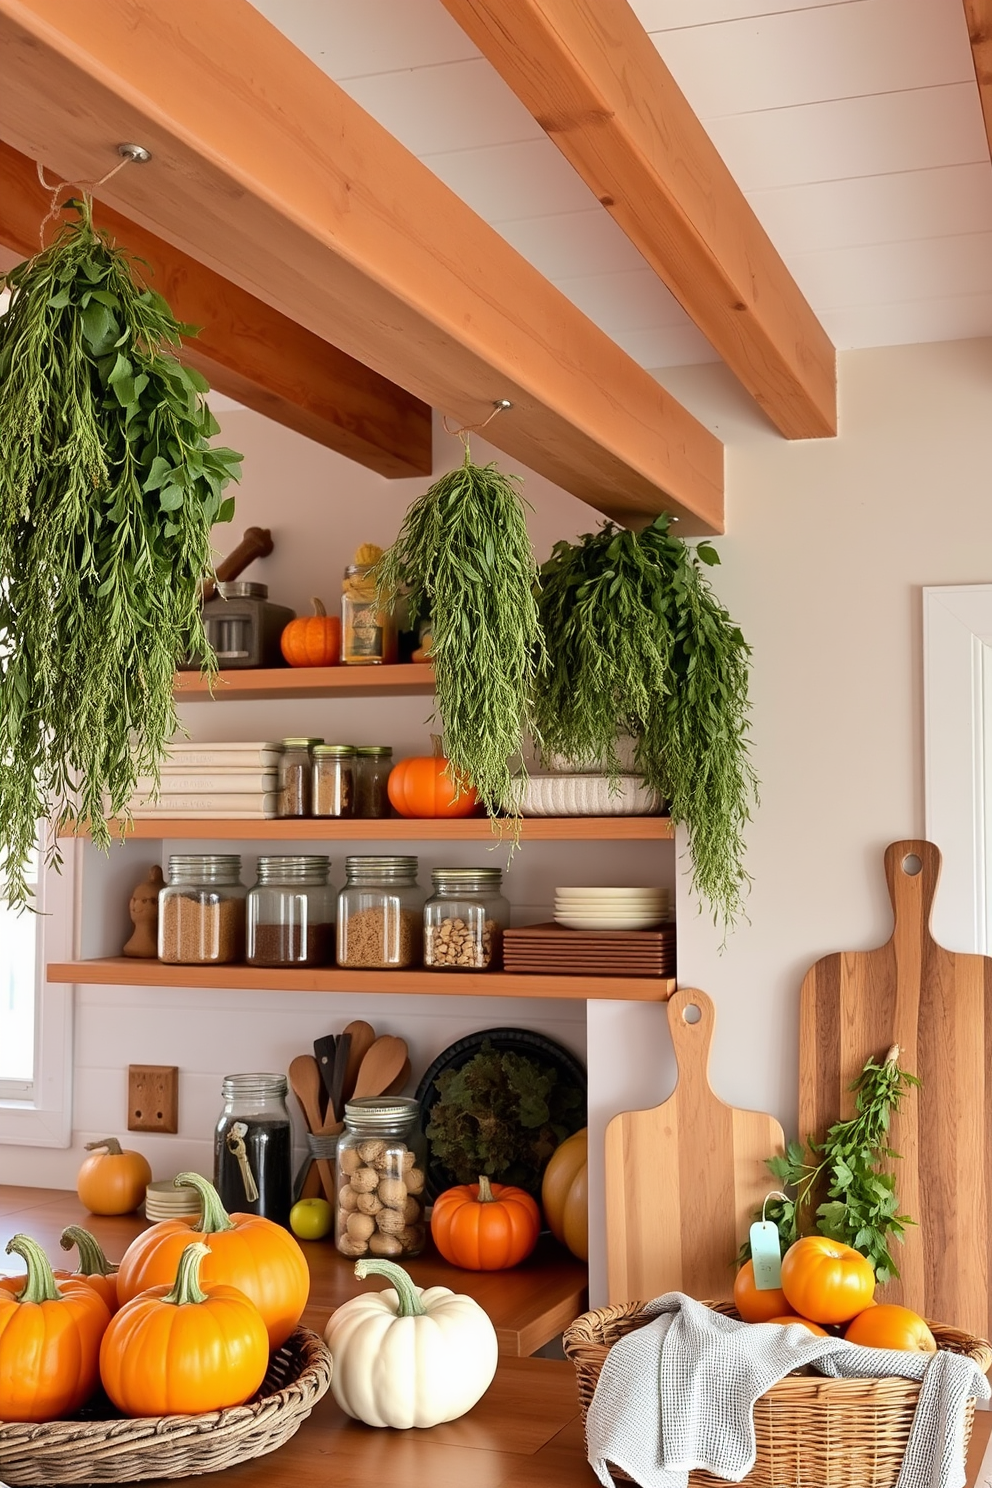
[313,745,357,757]
[282,737,325,749]
[354,745,393,756]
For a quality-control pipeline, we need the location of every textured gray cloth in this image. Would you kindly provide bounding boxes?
[585,1293,990,1488]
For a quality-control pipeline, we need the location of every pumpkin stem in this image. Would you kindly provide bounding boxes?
[161,1242,211,1307]
[59,1226,118,1279]
[476,1175,496,1203]
[311,597,326,617]
[353,1258,426,1317]
[175,1172,235,1233]
[5,1234,62,1304]
[85,1137,124,1156]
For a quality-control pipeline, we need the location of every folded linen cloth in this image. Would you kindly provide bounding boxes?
[585,1292,990,1488]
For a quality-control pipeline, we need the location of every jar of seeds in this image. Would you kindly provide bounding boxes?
[336,856,424,969]
[277,737,324,818]
[312,745,355,818]
[158,855,247,964]
[423,867,510,971]
[335,1098,427,1259]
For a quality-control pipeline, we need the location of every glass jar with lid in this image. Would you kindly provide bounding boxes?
[335,1097,427,1259]
[277,737,324,818]
[354,745,393,819]
[214,1073,293,1226]
[423,867,510,971]
[246,856,335,967]
[336,856,424,969]
[312,745,355,818]
[158,855,246,964]
[341,564,398,666]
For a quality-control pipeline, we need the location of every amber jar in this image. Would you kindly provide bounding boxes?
[341,564,398,666]
[335,1098,427,1260]
[354,745,393,818]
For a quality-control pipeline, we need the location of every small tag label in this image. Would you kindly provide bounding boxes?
[749,1221,783,1289]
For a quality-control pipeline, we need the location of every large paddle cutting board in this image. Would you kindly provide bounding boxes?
[800,839,992,1341]
[605,987,785,1304]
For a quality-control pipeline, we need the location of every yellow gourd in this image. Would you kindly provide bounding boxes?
[540,1128,588,1261]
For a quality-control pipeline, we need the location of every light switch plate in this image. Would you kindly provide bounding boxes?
[128,1065,179,1133]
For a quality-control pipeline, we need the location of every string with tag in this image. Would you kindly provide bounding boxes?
[750,1190,789,1289]
[226,1121,260,1204]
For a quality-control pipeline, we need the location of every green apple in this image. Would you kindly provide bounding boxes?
[289,1196,333,1241]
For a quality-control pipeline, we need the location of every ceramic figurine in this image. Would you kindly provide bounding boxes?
[123,865,165,958]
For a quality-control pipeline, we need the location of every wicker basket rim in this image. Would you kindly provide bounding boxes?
[0,1325,332,1450]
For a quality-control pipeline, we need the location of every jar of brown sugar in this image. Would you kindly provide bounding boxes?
[336,856,424,969]
[277,737,324,818]
[158,855,247,964]
[312,745,355,818]
[246,856,335,968]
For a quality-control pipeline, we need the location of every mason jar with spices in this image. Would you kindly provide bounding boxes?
[277,737,324,818]
[353,745,393,818]
[424,866,510,971]
[158,855,246,965]
[336,856,424,969]
[214,1073,293,1226]
[312,745,355,818]
[335,1097,427,1259]
[246,856,335,968]
[341,555,398,666]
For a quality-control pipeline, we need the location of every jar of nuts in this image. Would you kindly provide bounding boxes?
[335,1098,428,1261]
[423,867,510,971]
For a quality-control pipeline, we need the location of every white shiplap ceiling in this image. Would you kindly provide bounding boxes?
[247,0,992,374]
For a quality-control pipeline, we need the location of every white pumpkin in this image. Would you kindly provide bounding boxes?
[324,1257,499,1429]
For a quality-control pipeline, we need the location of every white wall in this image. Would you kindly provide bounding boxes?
[4,338,991,1314]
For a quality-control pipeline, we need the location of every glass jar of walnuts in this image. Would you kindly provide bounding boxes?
[334,1097,428,1260]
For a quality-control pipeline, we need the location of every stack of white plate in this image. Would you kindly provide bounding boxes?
[554,886,670,931]
[144,1179,203,1223]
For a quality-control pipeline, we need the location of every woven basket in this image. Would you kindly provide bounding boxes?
[0,1325,332,1485]
[563,1300,992,1488]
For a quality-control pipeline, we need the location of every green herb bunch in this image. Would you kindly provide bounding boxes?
[744,1047,919,1282]
[374,445,543,815]
[0,198,240,907]
[425,1038,585,1195]
[534,515,756,929]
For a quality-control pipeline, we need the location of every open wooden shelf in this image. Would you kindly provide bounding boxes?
[47,957,676,1002]
[174,663,435,700]
[67,815,675,842]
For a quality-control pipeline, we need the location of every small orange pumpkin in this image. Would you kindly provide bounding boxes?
[388,736,478,819]
[431,1176,541,1270]
[733,1260,790,1323]
[0,1234,111,1421]
[100,1241,269,1417]
[281,597,341,667]
[115,1172,309,1349]
[56,1225,121,1314]
[76,1137,152,1216]
[844,1303,937,1353]
[541,1129,588,1261]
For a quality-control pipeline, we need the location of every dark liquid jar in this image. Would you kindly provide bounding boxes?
[213,1073,293,1226]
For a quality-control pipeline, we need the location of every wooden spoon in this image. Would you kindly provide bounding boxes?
[351,1036,409,1100]
[341,1020,376,1104]
[288,1055,336,1201]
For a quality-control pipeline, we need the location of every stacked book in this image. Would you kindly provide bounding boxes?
[502,922,676,979]
[127,742,283,819]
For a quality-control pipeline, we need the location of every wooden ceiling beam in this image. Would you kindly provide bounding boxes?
[963,1,992,163]
[440,0,837,441]
[0,0,723,532]
[0,138,431,479]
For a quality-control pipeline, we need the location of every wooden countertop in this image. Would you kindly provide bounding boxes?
[1,1187,989,1488]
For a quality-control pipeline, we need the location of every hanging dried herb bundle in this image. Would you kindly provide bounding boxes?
[374,445,543,815]
[534,515,756,929]
[0,197,241,908]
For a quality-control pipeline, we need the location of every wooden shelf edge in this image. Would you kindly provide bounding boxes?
[173,664,435,700]
[61,816,675,842]
[47,959,676,1002]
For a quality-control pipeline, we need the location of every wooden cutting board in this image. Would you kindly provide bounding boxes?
[605,987,785,1304]
[799,838,992,1341]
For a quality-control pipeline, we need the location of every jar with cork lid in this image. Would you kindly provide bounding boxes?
[335,1097,427,1260]
[158,855,247,965]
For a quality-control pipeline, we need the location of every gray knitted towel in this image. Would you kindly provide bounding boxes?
[585,1292,990,1488]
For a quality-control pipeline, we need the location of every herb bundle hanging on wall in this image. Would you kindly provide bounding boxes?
[533,515,757,929]
[374,443,543,816]
[0,197,241,908]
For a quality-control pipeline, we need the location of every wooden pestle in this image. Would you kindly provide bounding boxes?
[201,526,274,601]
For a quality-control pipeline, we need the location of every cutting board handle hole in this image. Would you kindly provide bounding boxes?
[901,853,923,877]
[681,1003,702,1024]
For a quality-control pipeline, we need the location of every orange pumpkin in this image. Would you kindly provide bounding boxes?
[115,1172,309,1349]
[844,1303,937,1353]
[0,1234,111,1421]
[56,1225,121,1314]
[76,1137,151,1216]
[281,597,341,667]
[733,1260,790,1323]
[541,1129,588,1261]
[780,1236,875,1325]
[100,1241,269,1416]
[764,1314,830,1336]
[388,736,478,818]
[431,1176,541,1270]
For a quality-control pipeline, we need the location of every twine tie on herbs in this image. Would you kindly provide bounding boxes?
[226,1121,259,1204]
[35,148,145,247]
[441,399,513,451]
